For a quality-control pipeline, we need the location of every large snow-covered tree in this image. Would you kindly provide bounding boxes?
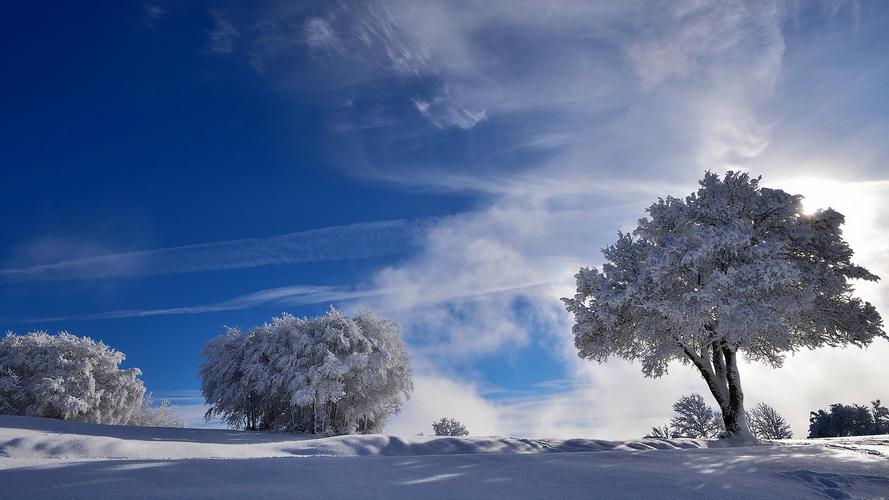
[0,332,146,424]
[564,172,884,441]
[200,308,413,434]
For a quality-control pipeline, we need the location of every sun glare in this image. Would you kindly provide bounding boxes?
[789,177,838,215]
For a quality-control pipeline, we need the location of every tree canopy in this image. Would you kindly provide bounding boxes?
[0,331,178,426]
[200,308,413,434]
[809,400,889,437]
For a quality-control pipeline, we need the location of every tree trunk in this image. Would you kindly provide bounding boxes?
[719,346,755,441]
[312,399,317,434]
[682,340,756,442]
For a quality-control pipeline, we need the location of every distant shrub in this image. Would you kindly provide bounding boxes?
[432,417,469,436]
[747,403,792,440]
[648,396,792,440]
[129,395,184,428]
[808,400,888,438]
[669,394,723,438]
[644,424,675,439]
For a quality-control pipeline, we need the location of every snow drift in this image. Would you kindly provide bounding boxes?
[2,416,888,499]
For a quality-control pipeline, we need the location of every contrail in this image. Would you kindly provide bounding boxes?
[17,285,379,323]
[0,217,445,282]
[13,278,556,325]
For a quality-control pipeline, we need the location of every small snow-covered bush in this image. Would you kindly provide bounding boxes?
[670,394,723,439]
[747,403,791,440]
[129,394,184,428]
[200,308,413,434]
[648,397,792,440]
[644,425,675,439]
[432,417,469,436]
[0,331,145,424]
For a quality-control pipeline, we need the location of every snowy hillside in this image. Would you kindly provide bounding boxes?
[2,417,888,499]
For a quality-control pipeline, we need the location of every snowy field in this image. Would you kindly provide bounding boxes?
[1,416,888,499]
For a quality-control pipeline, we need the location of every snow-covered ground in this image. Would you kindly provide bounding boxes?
[1,416,888,499]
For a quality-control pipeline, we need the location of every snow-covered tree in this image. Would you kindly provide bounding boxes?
[432,417,469,436]
[747,402,791,440]
[0,368,20,415]
[0,332,145,424]
[872,400,889,435]
[200,308,413,435]
[564,172,884,441]
[809,401,887,437]
[669,394,723,438]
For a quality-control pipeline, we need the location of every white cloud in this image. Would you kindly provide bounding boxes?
[413,93,487,130]
[304,17,340,52]
[386,375,504,436]
[626,1,784,91]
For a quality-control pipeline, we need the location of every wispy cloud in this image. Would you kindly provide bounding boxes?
[196,0,792,364]
[144,2,167,28]
[16,275,557,325]
[413,93,487,130]
[0,217,441,282]
[304,17,341,53]
[213,0,787,196]
[204,11,240,55]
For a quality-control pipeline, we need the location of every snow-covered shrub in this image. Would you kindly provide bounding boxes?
[564,171,884,440]
[0,331,145,424]
[129,394,184,428]
[669,394,723,438]
[873,400,889,435]
[200,308,413,434]
[747,403,792,440]
[649,398,792,440]
[432,417,469,436]
[645,424,675,439]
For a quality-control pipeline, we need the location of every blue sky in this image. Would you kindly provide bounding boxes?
[3,1,889,438]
